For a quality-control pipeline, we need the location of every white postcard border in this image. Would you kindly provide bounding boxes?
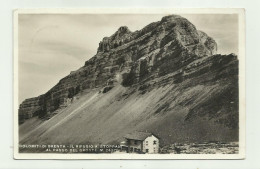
[13,8,246,159]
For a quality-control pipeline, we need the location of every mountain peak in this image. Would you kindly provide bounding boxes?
[97,26,132,53]
[117,26,131,34]
[161,14,183,22]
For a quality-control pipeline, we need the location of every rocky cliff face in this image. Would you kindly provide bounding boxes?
[19,15,217,121]
[19,95,43,123]
[19,15,238,145]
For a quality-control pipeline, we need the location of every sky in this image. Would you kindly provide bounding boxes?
[18,14,238,104]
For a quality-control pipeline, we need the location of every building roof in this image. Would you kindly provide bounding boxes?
[124,131,159,141]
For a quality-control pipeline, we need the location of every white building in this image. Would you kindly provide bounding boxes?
[121,131,160,154]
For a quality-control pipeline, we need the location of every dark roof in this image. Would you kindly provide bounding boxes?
[124,131,159,141]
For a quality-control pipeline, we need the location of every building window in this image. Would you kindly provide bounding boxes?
[134,140,138,145]
[146,149,149,153]
[153,140,157,145]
